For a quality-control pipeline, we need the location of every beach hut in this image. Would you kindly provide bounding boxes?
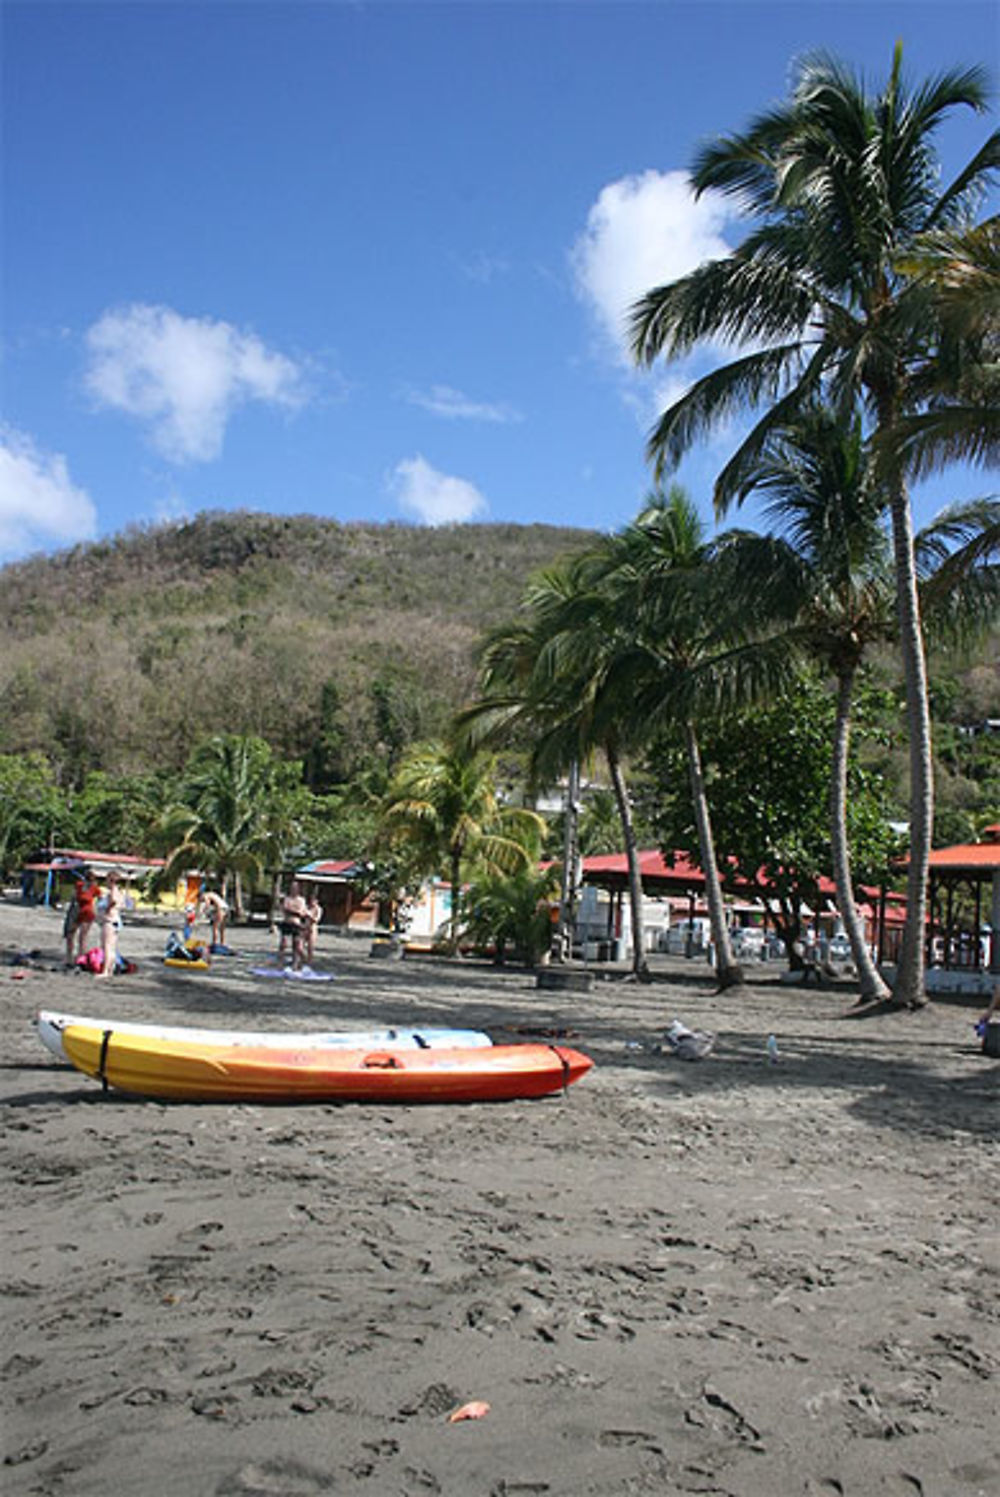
[924,823,1000,994]
[292,858,382,929]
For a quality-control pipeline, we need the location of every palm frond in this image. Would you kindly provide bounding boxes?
[630,253,817,366]
[643,342,804,478]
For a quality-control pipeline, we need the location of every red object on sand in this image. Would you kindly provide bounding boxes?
[448,1401,491,1423]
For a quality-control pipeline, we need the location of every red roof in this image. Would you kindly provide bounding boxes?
[927,842,1000,871]
[583,850,706,884]
[581,851,910,915]
[26,847,164,872]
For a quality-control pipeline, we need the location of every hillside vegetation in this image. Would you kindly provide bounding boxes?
[1,511,593,786]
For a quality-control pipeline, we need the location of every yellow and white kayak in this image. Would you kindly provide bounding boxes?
[37,1009,493,1062]
[54,1020,592,1104]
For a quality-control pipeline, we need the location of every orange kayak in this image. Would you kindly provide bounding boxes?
[59,1022,593,1104]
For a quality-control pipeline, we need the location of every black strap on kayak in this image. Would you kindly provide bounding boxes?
[97,1028,113,1093]
[414,1033,430,1049]
[548,1044,572,1095]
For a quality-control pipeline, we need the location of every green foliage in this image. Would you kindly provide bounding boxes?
[0,752,66,875]
[0,512,592,784]
[154,734,301,912]
[461,865,562,966]
[645,674,900,945]
[65,770,174,856]
[859,638,1000,840]
[932,726,1000,845]
[378,740,545,951]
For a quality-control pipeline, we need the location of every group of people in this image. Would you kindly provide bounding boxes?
[63,868,127,979]
[277,880,322,971]
[64,872,320,978]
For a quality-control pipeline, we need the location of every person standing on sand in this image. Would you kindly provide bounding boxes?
[278,880,308,970]
[98,873,126,979]
[200,887,229,949]
[304,888,322,967]
[62,887,79,965]
[74,869,101,961]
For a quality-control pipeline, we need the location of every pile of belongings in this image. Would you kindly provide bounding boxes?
[664,1018,716,1061]
[164,931,209,964]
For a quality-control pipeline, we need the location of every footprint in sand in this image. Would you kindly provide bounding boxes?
[216,1458,336,1495]
[402,1468,441,1494]
[597,1430,664,1454]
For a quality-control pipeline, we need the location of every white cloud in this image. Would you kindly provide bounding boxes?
[84,304,306,463]
[0,427,98,562]
[405,384,522,424]
[389,455,488,526]
[571,169,733,362]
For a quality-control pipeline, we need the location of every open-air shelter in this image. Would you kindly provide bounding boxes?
[20,847,165,906]
[926,822,1000,989]
[578,850,907,957]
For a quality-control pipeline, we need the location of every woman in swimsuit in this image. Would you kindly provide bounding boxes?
[99,873,127,979]
[200,888,229,949]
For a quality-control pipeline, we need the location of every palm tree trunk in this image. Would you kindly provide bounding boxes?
[830,669,891,1002]
[606,743,651,981]
[449,844,462,955]
[886,472,933,1007]
[684,722,743,990]
[555,759,581,963]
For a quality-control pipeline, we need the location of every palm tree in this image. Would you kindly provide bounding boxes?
[721,410,999,999]
[463,552,655,980]
[596,488,773,992]
[377,740,544,953]
[631,48,999,1005]
[155,735,288,918]
[719,409,899,999]
[461,864,562,967]
[894,217,1000,478]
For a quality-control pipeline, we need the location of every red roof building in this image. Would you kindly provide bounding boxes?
[926,823,1000,978]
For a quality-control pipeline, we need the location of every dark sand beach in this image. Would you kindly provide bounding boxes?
[2,898,997,1496]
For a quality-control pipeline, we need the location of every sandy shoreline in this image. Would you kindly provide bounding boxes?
[2,898,997,1496]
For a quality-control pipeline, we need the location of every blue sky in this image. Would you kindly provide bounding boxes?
[2,0,997,563]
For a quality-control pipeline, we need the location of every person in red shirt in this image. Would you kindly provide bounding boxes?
[72,869,101,962]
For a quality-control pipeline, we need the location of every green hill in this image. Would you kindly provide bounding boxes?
[1,511,594,785]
